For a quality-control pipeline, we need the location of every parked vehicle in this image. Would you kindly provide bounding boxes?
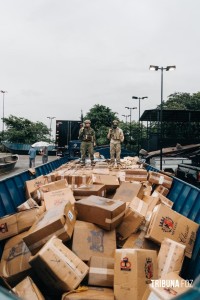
[150,156,192,173]
[176,163,200,188]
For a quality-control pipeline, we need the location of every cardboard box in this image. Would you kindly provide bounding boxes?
[122,232,159,252]
[114,249,158,300]
[44,171,58,182]
[13,276,45,300]
[149,272,192,299]
[117,197,148,240]
[62,287,114,300]
[25,175,47,199]
[43,187,75,210]
[75,195,126,230]
[158,238,185,278]
[113,182,142,202]
[73,184,106,200]
[148,171,173,189]
[151,192,173,208]
[31,179,69,202]
[154,185,169,197]
[23,202,76,254]
[92,174,120,191]
[145,204,199,258]
[17,198,39,211]
[72,221,116,261]
[29,236,89,292]
[0,208,41,241]
[88,256,114,287]
[57,171,92,188]
[125,169,148,182]
[0,231,31,284]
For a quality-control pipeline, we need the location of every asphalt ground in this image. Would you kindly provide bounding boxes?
[0,153,57,180]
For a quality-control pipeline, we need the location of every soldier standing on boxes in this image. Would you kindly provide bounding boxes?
[79,119,96,166]
[107,120,124,166]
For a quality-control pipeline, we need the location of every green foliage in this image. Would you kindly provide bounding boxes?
[84,104,118,145]
[1,115,49,144]
[157,92,200,110]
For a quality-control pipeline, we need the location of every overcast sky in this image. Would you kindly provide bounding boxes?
[0,0,200,133]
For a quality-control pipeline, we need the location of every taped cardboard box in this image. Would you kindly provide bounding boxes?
[25,175,47,199]
[72,221,116,261]
[114,249,158,300]
[117,197,148,240]
[73,184,106,200]
[154,185,169,197]
[149,272,192,300]
[125,169,148,182]
[0,208,41,241]
[23,202,76,255]
[75,195,126,230]
[113,182,142,203]
[122,231,159,252]
[0,231,32,285]
[44,171,58,182]
[151,192,173,208]
[13,276,45,300]
[31,179,69,202]
[145,204,199,258]
[29,236,89,292]
[62,287,114,300]
[43,187,75,210]
[157,238,185,278]
[88,256,114,287]
[92,174,119,192]
[148,171,173,189]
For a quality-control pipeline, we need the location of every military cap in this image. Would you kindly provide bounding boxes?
[84,119,91,124]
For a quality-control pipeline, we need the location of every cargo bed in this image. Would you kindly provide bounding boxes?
[0,157,199,299]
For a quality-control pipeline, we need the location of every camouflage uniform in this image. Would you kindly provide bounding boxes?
[79,121,96,165]
[107,121,124,164]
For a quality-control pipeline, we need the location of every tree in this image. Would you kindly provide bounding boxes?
[84,104,118,145]
[158,92,200,110]
[1,115,49,144]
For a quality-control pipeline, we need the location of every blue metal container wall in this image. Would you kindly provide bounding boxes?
[0,157,68,217]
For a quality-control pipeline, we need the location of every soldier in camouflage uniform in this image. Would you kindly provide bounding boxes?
[107,120,124,166]
[79,119,96,166]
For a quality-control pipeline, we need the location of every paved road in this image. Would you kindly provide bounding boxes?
[0,153,58,180]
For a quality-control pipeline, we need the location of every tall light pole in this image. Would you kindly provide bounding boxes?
[122,114,130,123]
[0,90,7,139]
[149,65,176,170]
[47,116,56,142]
[125,107,137,148]
[132,96,148,154]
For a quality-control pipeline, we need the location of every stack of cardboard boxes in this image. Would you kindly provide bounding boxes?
[0,158,198,300]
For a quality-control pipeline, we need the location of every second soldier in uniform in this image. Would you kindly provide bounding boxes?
[79,119,96,166]
[107,120,124,166]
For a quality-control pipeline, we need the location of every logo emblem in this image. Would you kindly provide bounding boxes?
[159,217,174,232]
[145,257,153,281]
[120,257,132,271]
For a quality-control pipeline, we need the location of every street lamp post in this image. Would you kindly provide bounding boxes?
[132,96,148,154]
[125,107,137,147]
[122,114,130,123]
[0,90,7,139]
[47,116,56,142]
[149,65,176,170]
